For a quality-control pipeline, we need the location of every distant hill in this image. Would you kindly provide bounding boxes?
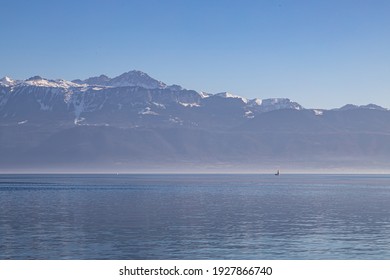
[1,71,390,172]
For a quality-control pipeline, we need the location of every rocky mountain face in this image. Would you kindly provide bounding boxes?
[1,70,390,172]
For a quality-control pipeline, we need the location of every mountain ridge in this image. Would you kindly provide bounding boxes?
[1,70,387,112]
[1,70,390,172]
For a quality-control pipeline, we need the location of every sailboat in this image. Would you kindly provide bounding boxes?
[275,170,280,176]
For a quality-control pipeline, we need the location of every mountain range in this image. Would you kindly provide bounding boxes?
[1,70,390,172]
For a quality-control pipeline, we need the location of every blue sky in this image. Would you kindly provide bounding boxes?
[1,0,389,109]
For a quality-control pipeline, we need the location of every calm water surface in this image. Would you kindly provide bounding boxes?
[1,174,390,259]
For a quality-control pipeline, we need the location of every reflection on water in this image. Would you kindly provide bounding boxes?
[1,174,390,259]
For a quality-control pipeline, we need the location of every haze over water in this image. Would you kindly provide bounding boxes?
[1,174,390,259]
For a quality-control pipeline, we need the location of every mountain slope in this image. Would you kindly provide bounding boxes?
[1,70,390,172]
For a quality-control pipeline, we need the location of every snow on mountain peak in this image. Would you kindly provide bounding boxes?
[248,98,262,106]
[215,92,248,103]
[0,76,16,86]
[0,70,178,92]
[199,91,211,98]
[246,98,304,112]
[54,79,85,88]
[23,76,83,88]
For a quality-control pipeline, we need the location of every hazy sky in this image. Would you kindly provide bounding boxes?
[1,0,389,109]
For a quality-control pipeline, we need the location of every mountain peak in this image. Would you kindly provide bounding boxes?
[75,74,111,86]
[109,70,166,89]
[215,92,248,103]
[336,103,387,111]
[26,75,44,81]
[248,98,304,112]
[0,76,16,86]
[22,76,81,88]
[360,104,388,111]
[126,70,147,75]
[74,70,167,89]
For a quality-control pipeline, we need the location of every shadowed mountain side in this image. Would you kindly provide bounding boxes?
[323,109,390,132]
[238,109,336,133]
[2,124,390,171]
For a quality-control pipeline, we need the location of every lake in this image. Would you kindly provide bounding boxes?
[1,174,390,259]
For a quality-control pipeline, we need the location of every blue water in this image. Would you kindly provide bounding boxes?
[1,174,390,259]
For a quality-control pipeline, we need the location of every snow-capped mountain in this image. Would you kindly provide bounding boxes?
[0,71,307,127]
[1,75,82,88]
[215,92,249,103]
[72,70,167,89]
[24,76,82,88]
[0,76,17,86]
[2,70,390,172]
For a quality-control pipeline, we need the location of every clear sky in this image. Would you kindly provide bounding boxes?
[1,0,389,109]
